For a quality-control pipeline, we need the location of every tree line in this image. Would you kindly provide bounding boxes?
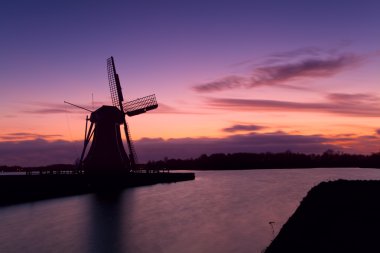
[2,150,380,171]
[146,150,380,170]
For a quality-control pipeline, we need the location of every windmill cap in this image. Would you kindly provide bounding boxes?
[90,105,124,124]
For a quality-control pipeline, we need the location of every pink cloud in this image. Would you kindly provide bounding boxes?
[206,92,380,117]
[193,51,364,93]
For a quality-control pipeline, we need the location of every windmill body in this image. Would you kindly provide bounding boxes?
[83,106,130,173]
[78,57,158,175]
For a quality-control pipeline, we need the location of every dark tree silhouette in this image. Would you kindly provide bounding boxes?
[146,151,380,170]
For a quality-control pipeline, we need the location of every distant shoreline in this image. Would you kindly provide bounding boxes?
[2,151,380,172]
[146,151,380,170]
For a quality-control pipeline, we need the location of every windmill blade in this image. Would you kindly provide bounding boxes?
[107,56,138,169]
[107,56,124,110]
[124,94,158,117]
[79,119,94,167]
[122,120,138,168]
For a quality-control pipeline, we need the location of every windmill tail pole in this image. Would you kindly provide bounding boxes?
[64,101,93,112]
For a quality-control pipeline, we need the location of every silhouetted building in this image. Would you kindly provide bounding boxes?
[83,106,130,174]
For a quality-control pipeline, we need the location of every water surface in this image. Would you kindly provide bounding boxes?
[1,168,380,253]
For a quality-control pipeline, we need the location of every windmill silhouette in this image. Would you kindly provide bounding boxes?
[75,57,158,174]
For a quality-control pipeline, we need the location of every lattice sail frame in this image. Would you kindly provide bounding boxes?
[124,94,158,116]
[107,57,124,109]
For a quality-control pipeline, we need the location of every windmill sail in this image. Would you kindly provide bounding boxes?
[107,57,124,108]
[124,94,158,116]
[107,56,138,169]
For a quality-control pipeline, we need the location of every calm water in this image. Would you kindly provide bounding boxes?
[1,168,380,253]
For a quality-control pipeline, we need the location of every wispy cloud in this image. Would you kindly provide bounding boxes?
[21,101,101,115]
[269,47,324,59]
[3,114,17,118]
[0,132,62,141]
[193,49,365,93]
[250,54,361,86]
[205,92,380,117]
[23,108,70,114]
[265,42,351,63]
[193,76,248,93]
[0,139,82,166]
[222,124,266,133]
[149,103,195,114]
[149,102,208,115]
[327,93,379,103]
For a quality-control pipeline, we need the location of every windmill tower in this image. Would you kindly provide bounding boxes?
[78,56,158,174]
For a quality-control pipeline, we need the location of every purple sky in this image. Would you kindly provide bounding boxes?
[1,1,380,166]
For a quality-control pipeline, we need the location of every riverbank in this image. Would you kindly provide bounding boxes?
[265,179,380,252]
[0,172,195,206]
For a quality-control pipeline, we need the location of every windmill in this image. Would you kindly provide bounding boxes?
[76,56,158,174]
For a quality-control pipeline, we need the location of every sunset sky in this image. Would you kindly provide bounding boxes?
[1,0,380,166]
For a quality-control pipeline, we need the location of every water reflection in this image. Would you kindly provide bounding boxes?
[87,190,133,253]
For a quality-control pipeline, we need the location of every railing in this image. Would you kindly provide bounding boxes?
[134,168,170,174]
